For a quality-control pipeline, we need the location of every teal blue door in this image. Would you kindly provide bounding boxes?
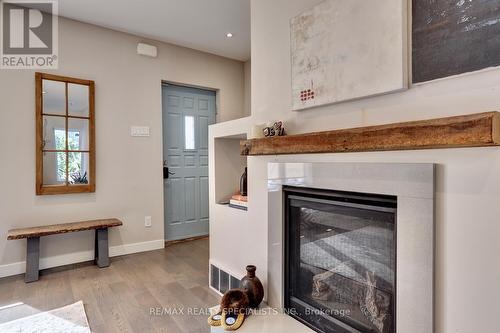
[162,84,216,241]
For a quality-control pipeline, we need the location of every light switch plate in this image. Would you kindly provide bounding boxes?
[145,216,152,227]
[131,126,150,137]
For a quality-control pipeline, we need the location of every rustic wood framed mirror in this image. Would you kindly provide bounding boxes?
[35,73,95,195]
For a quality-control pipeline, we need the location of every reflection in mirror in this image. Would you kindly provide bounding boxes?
[43,152,66,185]
[68,83,89,117]
[68,118,89,151]
[68,152,89,184]
[42,80,66,115]
[42,116,66,150]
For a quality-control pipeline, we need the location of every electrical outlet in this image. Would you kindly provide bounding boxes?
[145,216,152,228]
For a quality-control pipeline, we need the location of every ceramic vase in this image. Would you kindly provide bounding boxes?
[240,265,264,308]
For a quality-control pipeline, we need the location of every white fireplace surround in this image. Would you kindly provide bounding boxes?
[267,162,435,333]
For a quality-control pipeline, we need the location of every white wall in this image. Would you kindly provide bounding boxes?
[0,17,246,275]
[243,60,252,117]
[210,0,500,332]
[208,117,252,278]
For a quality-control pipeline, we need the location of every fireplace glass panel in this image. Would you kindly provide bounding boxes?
[285,188,396,333]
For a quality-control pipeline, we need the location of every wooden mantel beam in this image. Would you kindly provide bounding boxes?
[240,112,500,156]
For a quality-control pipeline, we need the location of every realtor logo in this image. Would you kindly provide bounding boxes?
[1,0,58,69]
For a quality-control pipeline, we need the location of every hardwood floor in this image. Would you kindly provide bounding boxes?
[0,239,219,333]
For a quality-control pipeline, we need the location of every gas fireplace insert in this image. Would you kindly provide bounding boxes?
[284,186,397,333]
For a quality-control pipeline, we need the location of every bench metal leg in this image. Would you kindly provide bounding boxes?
[95,228,109,268]
[26,237,40,283]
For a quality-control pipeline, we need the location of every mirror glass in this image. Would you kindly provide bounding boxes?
[68,118,89,151]
[43,152,66,185]
[68,152,90,184]
[42,80,65,115]
[42,116,66,150]
[68,83,89,117]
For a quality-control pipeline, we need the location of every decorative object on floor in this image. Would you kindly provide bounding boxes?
[229,193,248,211]
[220,289,249,331]
[290,0,407,110]
[239,167,247,196]
[240,265,264,308]
[7,218,123,282]
[413,0,500,83]
[0,301,90,333]
[207,310,223,327]
[263,121,285,137]
[241,112,500,156]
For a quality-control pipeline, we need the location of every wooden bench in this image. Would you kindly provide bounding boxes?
[7,218,123,283]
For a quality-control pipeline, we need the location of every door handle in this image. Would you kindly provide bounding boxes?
[163,166,175,179]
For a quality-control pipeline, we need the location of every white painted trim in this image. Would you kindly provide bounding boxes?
[108,239,164,257]
[0,239,164,279]
[0,302,24,311]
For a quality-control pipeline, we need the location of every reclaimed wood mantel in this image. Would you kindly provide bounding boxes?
[240,112,500,156]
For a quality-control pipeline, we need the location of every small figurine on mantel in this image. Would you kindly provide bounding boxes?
[263,121,285,138]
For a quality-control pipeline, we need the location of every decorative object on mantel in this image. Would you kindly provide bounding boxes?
[240,265,264,309]
[290,0,407,110]
[241,112,500,156]
[263,121,285,137]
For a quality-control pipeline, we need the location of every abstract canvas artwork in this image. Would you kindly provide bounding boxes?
[290,0,408,110]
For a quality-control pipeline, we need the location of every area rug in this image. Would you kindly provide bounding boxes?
[0,301,91,333]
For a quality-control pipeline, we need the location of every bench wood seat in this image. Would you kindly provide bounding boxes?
[7,218,123,240]
[7,218,123,283]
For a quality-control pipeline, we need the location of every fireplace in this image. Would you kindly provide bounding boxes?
[284,186,397,333]
[268,162,434,333]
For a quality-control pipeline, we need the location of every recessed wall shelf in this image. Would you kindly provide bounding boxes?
[240,112,500,156]
[215,133,248,205]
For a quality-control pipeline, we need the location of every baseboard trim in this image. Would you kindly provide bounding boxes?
[0,239,165,279]
[165,235,208,247]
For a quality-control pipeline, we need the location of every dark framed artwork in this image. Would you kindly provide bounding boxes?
[413,0,500,83]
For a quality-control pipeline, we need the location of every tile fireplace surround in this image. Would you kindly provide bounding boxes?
[267,162,435,333]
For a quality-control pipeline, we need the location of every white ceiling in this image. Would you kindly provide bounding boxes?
[57,0,251,61]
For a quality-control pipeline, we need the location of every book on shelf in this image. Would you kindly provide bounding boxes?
[231,194,248,202]
[229,199,248,207]
[228,203,247,211]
